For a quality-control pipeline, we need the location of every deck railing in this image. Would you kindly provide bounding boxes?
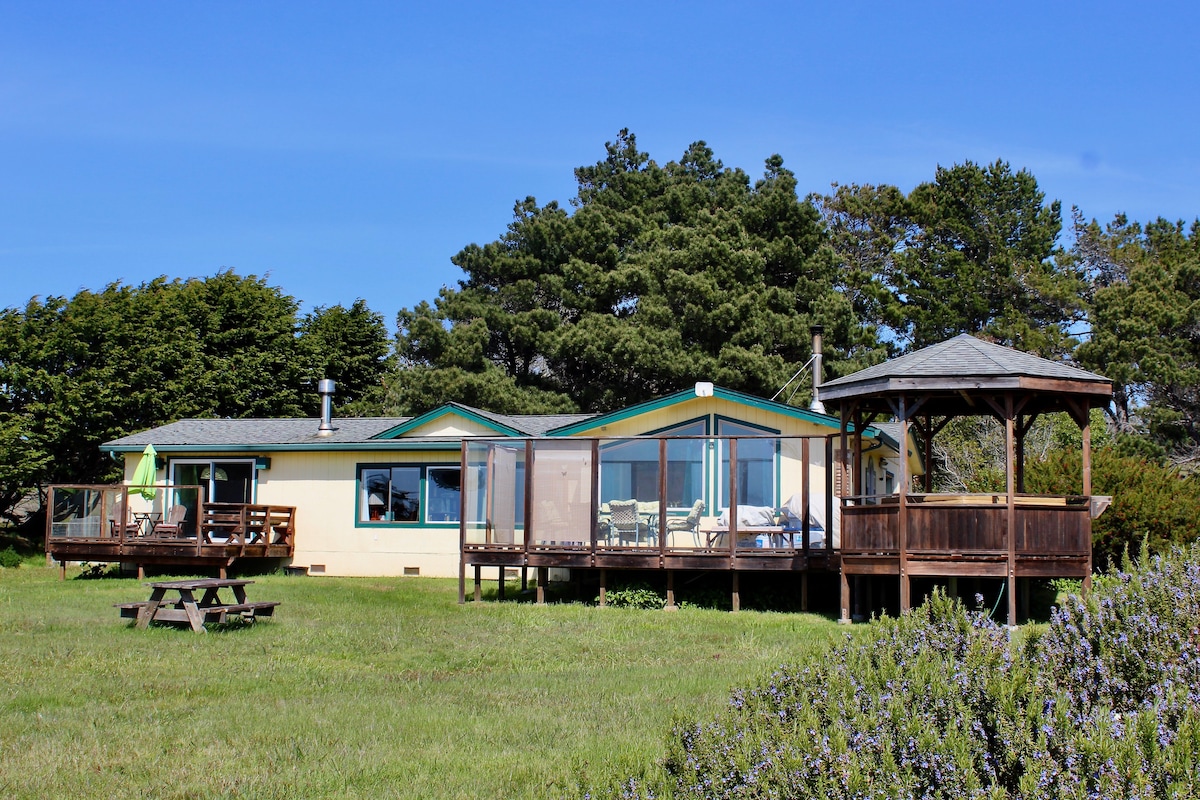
[46,484,296,564]
[461,434,838,557]
[840,493,1091,557]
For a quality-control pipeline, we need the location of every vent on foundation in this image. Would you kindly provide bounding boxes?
[403,567,420,577]
[309,564,326,574]
[504,569,520,578]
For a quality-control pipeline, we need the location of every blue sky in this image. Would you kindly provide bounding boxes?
[2,2,1197,330]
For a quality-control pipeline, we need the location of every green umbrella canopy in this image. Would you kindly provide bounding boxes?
[129,444,158,501]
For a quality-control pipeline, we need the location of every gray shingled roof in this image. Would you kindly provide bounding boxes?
[821,334,1110,399]
[104,417,413,449]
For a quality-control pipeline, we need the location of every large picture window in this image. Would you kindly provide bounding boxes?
[717,419,778,509]
[599,419,705,510]
[358,464,462,525]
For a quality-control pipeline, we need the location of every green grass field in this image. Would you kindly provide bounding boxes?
[0,563,843,799]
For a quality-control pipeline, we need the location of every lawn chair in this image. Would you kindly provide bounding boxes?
[608,499,649,546]
[152,504,188,538]
[667,499,706,546]
[108,498,140,538]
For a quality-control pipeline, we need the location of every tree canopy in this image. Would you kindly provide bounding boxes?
[0,272,390,524]
[814,160,1085,357]
[5,130,1200,561]
[391,130,885,415]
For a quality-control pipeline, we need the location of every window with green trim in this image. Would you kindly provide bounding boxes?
[717,419,778,508]
[358,464,462,524]
[599,420,705,509]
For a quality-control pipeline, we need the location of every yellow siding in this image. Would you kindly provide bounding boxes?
[404,415,505,437]
[259,450,462,578]
[569,396,838,439]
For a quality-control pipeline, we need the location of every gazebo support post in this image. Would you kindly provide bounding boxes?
[898,396,910,613]
[1082,412,1093,594]
[1016,414,1026,494]
[1005,394,1017,627]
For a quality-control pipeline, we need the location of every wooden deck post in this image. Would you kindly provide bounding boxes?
[474,565,482,602]
[839,565,850,623]
[458,555,466,605]
[497,567,506,602]
[665,569,676,610]
[459,443,468,605]
[598,568,607,607]
[591,439,601,555]
[536,567,547,605]
[801,438,811,555]
[731,571,740,613]
[658,439,668,552]
[521,567,528,592]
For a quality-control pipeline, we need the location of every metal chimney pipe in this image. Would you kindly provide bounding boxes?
[809,325,825,414]
[317,378,336,436]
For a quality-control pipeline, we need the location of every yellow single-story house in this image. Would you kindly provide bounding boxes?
[96,384,914,578]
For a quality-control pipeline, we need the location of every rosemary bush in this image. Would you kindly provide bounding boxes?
[599,543,1200,799]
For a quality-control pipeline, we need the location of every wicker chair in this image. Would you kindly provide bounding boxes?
[608,499,650,546]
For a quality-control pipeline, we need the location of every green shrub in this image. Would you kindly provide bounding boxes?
[1026,446,1200,567]
[599,583,665,610]
[0,547,21,568]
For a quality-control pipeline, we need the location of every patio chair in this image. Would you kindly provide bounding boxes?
[108,499,140,538]
[152,504,188,538]
[608,499,650,546]
[667,499,706,546]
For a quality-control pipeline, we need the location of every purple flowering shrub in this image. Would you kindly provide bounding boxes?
[594,544,1200,799]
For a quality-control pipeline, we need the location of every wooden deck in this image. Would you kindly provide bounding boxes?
[47,485,295,575]
[459,435,1099,614]
[840,493,1091,579]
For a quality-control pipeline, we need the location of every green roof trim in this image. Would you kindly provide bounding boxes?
[101,441,464,454]
[373,404,523,439]
[544,385,875,437]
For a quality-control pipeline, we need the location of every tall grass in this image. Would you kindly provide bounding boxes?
[0,564,841,799]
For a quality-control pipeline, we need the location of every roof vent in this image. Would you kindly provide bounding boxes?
[317,379,336,436]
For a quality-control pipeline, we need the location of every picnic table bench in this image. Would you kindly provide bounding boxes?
[117,578,279,633]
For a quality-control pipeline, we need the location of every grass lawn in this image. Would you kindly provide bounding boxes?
[0,563,843,799]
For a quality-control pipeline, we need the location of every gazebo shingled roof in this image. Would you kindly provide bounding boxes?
[819,334,1112,419]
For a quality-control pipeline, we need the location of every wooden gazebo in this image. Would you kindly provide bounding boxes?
[818,334,1112,624]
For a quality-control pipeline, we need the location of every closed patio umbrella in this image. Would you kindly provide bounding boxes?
[129,444,159,500]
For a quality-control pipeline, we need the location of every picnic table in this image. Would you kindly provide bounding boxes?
[116,578,279,633]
